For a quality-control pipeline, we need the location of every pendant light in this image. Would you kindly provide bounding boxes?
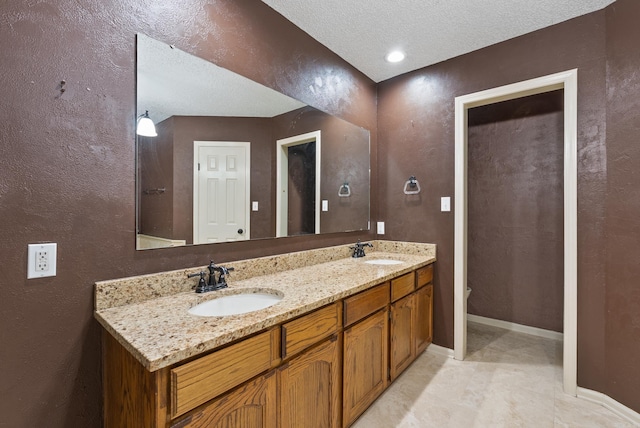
[136,110,157,137]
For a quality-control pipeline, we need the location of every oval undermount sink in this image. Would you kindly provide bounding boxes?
[188,290,283,317]
[364,259,403,265]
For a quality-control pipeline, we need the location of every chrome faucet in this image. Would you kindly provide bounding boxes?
[187,260,235,293]
[350,240,373,258]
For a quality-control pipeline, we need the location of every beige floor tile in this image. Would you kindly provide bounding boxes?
[351,321,637,428]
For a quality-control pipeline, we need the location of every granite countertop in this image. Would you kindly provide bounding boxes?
[95,243,435,371]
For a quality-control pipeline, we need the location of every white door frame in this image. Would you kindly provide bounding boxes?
[193,141,251,244]
[454,69,578,395]
[275,130,322,237]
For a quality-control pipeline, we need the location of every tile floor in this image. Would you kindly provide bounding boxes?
[352,321,637,427]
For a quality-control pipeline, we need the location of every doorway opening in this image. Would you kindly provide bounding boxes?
[276,130,322,237]
[454,69,578,395]
[467,89,564,332]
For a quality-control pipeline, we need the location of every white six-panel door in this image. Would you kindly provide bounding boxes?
[193,141,250,244]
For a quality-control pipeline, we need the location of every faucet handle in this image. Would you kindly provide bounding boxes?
[216,266,234,289]
[187,271,208,293]
[187,271,206,279]
[221,266,234,275]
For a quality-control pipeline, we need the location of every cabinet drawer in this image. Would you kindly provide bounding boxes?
[416,264,434,288]
[282,302,341,359]
[343,282,390,327]
[391,272,415,302]
[170,328,279,418]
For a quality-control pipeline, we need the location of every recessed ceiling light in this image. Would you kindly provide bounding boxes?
[386,51,405,63]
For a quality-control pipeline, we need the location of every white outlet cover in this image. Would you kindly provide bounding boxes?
[322,200,329,211]
[27,243,57,279]
[252,201,259,211]
[377,221,385,235]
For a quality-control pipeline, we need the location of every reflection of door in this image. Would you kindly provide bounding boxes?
[276,131,321,237]
[193,141,250,244]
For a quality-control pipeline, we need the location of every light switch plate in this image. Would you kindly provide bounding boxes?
[441,197,451,212]
[322,200,329,211]
[252,201,259,211]
[377,221,385,235]
[27,243,57,279]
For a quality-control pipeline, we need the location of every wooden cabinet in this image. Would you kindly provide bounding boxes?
[389,293,415,380]
[171,373,277,428]
[343,283,389,327]
[103,332,169,428]
[281,302,341,359]
[414,284,433,355]
[102,262,434,428]
[279,335,342,428]
[343,308,388,427]
[390,271,415,302]
[170,329,280,418]
[342,282,390,426]
[390,265,434,381]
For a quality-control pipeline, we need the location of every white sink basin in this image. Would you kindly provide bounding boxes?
[364,259,403,265]
[188,290,283,317]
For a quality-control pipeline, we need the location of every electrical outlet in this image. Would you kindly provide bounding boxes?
[36,250,49,271]
[322,200,329,211]
[27,243,57,279]
[252,201,259,211]
[377,221,385,235]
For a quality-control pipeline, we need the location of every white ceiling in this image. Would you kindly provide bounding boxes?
[262,0,615,82]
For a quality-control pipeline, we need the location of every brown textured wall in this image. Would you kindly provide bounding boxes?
[604,0,640,412]
[467,91,564,332]
[0,1,376,426]
[377,8,608,398]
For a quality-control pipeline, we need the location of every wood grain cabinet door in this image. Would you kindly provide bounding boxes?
[278,335,342,428]
[414,285,433,356]
[390,294,415,381]
[171,373,277,428]
[343,309,389,427]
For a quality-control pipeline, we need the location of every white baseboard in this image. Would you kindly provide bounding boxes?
[467,314,563,341]
[577,387,640,425]
[426,343,454,358]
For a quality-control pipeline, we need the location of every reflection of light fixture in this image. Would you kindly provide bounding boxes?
[136,110,157,137]
[385,50,405,63]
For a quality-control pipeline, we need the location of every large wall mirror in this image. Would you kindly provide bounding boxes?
[136,34,370,250]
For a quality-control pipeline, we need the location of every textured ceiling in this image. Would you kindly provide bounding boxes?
[262,0,615,82]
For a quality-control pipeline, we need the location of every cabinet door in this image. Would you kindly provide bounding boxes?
[171,373,277,428]
[279,335,342,428]
[343,309,389,427]
[390,294,414,381]
[414,285,433,355]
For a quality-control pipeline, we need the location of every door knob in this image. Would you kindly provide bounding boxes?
[237,229,244,234]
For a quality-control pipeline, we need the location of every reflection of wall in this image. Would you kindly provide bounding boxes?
[273,107,370,233]
[138,119,175,239]
[0,2,376,425]
[467,91,564,332]
[141,109,370,242]
[141,116,274,243]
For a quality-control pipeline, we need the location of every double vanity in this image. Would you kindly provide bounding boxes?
[95,240,436,427]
